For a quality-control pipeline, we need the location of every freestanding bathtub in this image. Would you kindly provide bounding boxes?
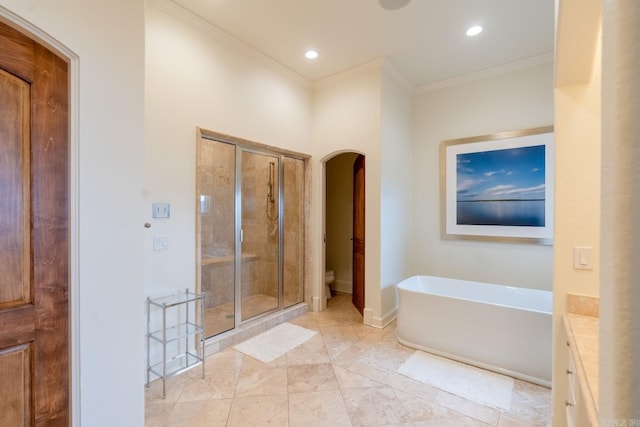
[396,275,552,387]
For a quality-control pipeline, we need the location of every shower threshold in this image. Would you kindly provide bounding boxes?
[202,301,309,358]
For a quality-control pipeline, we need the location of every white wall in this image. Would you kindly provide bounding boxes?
[552,1,601,422]
[412,62,554,290]
[144,0,311,300]
[380,70,413,320]
[144,0,313,372]
[0,1,146,426]
[601,1,640,419]
[311,61,382,316]
[311,60,412,326]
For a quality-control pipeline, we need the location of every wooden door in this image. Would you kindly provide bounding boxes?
[352,155,365,315]
[0,21,69,426]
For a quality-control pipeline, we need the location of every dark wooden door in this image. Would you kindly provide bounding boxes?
[352,155,365,315]
[0,21,69,426]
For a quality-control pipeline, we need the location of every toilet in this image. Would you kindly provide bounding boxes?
[325,270,335,299]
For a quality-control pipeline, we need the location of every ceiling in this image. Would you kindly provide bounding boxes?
[169,0,555,88]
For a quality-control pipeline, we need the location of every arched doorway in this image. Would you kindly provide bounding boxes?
[324,152,364,315]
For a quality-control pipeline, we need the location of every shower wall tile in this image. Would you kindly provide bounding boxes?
[201,263,234,308]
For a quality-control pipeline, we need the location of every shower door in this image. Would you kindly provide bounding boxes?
[197,139,237,337]
[282,156,305,308]
[197,132,305,339]
[239,150,280,320]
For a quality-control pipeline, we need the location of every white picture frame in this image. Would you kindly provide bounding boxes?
[440,126,554,244]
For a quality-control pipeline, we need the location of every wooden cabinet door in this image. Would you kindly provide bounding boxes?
[0,21,69,426]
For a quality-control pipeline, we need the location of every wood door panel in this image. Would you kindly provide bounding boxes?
[0,305,35,349]
[31,43,69,427]
[352,155,365,315]
[0,343,33,426]
[32,43,68,287]
[0,22,34,82]
[0,68,31,310]
[0,21,69,426]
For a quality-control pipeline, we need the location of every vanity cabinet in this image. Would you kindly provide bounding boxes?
[565,345,578,426]
[146,289,205,398]
[563,315,598,427]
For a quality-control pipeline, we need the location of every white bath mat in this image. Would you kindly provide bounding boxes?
[234,322,317,363]
[398,351,514,410]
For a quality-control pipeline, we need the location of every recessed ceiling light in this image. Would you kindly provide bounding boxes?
[466,26,483,36]
[305,49,319,60]
[379,0,412,11]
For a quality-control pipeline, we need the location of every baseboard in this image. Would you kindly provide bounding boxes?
[312,296,323,312]
[381,306,398,328]
[363,305,398,329]
[330,280,352,294]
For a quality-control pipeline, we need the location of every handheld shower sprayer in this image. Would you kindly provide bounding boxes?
[267,161,278,220]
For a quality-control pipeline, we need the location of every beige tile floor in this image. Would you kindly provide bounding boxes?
[146,293,552,427]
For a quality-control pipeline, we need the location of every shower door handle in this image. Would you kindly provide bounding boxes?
[240,228,244,242]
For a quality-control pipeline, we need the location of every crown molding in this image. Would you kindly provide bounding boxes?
[415,53,554,94]
[146,0,552,97]
[381,59,415,95]
[311,58,414,94]
[312,57,387,91]
[146,0,311,89]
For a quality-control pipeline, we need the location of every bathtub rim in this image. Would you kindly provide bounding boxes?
[396,275,552,315]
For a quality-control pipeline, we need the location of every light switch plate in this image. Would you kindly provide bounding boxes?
[152,203,170,219]
[573,246,593,270]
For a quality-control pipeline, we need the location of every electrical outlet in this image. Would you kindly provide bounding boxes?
[153,236,169,251]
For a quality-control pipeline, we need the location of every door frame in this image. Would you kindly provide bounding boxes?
[351,154,365,315]
[0,8,81,425]
[321,150,365,314]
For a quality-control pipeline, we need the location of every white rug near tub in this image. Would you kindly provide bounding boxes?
[233,322,317,363]
[398,351,514,410]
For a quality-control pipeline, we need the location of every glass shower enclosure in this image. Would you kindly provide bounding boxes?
[196,133,305,338]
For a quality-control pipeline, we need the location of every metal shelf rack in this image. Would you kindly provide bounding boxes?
[146,288,205,398]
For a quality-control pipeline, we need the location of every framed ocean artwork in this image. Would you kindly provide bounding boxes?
[440,126,554,244]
